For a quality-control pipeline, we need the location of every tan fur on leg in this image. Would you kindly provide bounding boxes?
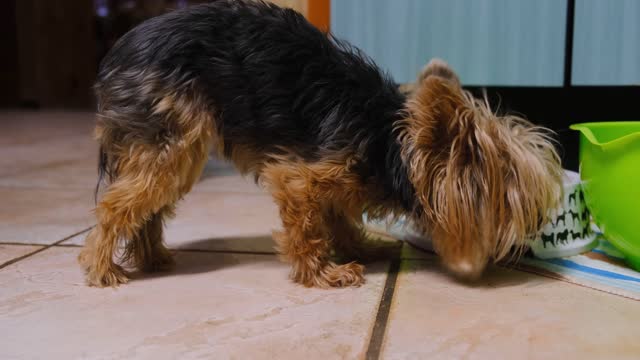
[261,158,371,288]
[78,226,129,286]
[79,226,129,287]
[326,207,367,260]
[124,210,176,272]
[82,92,214,287]
[327,208,400,263]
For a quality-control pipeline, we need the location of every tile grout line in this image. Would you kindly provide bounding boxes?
[0,183,269,196]
[364,258,401,360]
[0,241,278,256]
[0,241,80,247]
[0,226,93,270]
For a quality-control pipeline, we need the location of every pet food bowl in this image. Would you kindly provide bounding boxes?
[530,170,598,259]
[366,170,600,258]
[571,121,640,271]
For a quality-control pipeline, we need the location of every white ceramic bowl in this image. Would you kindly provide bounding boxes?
[530,170,598,259]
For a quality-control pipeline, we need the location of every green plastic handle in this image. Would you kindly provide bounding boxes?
[570,122,640,153]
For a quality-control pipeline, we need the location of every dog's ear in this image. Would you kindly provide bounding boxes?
[419,58,461,87]
[400,59,460,96]
[401,76,493,279]
[402,75,467,147]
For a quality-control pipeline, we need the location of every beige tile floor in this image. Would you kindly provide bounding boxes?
[1,111,639,360]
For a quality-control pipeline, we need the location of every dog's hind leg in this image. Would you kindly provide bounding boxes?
[79,95,214,287]
[124,207,176,273]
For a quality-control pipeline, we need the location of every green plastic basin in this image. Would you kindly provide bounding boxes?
[570,122,640,271]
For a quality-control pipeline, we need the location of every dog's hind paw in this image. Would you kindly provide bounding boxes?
[86,264,129,288]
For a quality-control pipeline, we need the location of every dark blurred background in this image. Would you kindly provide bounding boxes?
[0,0,638,170]
[1,0,210,109]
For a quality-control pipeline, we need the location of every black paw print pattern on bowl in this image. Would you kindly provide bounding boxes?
[531,171,599,259]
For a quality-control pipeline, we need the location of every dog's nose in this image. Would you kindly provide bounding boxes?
[446,258,485,281]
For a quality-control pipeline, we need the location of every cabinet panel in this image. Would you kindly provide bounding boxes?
[331,0,567,86]
[572,0,640,86]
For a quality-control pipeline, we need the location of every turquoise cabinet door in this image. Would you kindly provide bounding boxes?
[331,0,567,86]
[572,0,640,86]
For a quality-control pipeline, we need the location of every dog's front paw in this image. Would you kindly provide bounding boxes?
[318,262,366,288]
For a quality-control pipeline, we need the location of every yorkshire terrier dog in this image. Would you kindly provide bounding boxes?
[80,0,562,288]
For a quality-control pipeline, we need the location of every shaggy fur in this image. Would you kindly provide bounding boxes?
[80,0,563,287]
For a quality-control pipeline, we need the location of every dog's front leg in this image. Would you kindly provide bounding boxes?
[264,164,366,288]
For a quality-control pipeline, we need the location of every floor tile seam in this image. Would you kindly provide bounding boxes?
[0,226,93,270]
[0,183,267,196]
[364,258,401,360]
[0,241,278,256]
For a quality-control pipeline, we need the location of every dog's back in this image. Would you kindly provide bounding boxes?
[96,0,404,168]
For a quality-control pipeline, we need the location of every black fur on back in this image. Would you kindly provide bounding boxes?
[95,0,417,212]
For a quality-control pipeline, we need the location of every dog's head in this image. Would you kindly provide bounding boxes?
[398,59,562,279]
